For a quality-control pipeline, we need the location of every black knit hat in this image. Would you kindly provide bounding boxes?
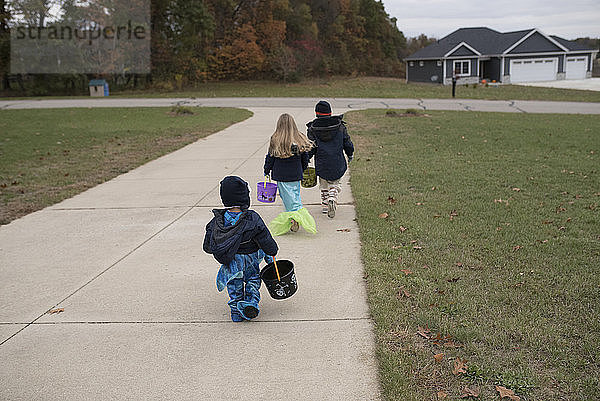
[220,176,250,209]
[315,100,332,116]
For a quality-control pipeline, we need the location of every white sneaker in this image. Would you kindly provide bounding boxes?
[327,199,336,218]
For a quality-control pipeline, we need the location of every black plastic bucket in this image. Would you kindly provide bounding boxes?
[261,260,297,300]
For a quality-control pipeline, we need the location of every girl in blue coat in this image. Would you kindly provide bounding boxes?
[264,113,317,235]
[203,176,278,322]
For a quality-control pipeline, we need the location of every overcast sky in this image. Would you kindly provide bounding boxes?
[384,0,600,40]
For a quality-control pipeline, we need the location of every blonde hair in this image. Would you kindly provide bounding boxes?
[268,114,314,158]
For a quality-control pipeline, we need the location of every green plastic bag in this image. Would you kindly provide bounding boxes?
[268,207,317,236]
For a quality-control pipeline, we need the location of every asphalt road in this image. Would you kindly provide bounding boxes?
[1,96,600,114]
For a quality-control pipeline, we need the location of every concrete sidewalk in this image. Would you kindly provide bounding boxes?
[0,108,380,399]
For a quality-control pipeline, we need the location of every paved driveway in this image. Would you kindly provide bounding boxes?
[515,78,600,91]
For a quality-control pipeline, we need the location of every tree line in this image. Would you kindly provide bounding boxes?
[1,0,433,94]
[2,0,597,95]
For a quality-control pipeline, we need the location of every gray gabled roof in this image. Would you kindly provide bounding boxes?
[550,36,595,51]
[406,27,596,60]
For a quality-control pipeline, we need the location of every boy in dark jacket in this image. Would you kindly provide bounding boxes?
[203,176,278,322]
[307,100,354,218]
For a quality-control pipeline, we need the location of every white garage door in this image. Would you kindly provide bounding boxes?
[510,58,557,83]
[566,57,587,80]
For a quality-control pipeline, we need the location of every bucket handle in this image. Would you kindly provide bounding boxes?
[264,175,271,189]
[273,256,281,281]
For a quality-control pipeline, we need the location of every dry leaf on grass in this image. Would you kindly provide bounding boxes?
[400,268,413,275]
[387,196,397,205]
[461,386,480,398]
[452,357,468,375]
[512,245,522,251]
[47,308,64,314]
[398,226,408,232]
[336,228,351,232]
[437,391,448,399]
[397,286,411,298]
[433,353,444,362]
[417,326,432,339]
[495,385,520,400]
[379,212,389,219]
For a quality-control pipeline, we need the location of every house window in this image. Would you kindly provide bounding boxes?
[453,60,470,76]
[409,61,414,67]
[419,61,424,67]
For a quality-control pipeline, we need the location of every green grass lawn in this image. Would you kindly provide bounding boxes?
[3,77,600,102]
[114,77,600,102]
[0,107,251,225]
[347,109,599,400]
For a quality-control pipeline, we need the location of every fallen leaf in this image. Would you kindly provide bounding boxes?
[410,240,418,244]
[431,186,437,190]
[455,262,463,267]
[417,326,431,339]
[336,228,351,232]
[447,277,461,282]
[398,286,411,298]
[461,386,480,398]
[379,212,389,219]
[398,226,408,232]
[437,391,448,399]
[416,202,424,205]
[452,358,468,375]
[392,245,403,249]
[400,268,413,275]
[47,308,64,314]
[422,264,429,269]
[495,385,520,400]
[512,187,521,192]
[433,353,444,362]
[433,214,441,218]
[387,196,397,205]
[413,246,422,250]
[575,194,582,199]
[513,245,522,251]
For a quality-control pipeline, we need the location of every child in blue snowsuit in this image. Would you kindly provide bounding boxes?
[203,176,278,322]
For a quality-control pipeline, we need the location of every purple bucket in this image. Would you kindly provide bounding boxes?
[257,181,277,203]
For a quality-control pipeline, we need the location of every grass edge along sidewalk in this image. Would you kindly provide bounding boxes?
[347,109,599,401]
[0,106,252,225]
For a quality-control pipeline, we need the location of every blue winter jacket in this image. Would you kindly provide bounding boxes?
[263,146,310,182]
[307,115,354,181]
[203,209,278,265]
